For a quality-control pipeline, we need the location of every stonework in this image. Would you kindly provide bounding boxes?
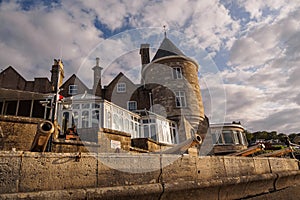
[0,152,299,199]
[0,115,42,151]
[142,56,207,142]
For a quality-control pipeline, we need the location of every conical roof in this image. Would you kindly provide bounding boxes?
[152,37,185,61]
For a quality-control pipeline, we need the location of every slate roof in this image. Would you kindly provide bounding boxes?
[152,37,185,61]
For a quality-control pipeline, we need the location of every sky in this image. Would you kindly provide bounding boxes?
[1,0,300,134]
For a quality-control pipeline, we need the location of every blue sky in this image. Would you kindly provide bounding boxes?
[1,0,300,133]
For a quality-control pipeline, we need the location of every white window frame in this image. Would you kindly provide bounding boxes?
[117,82,126,93]
[68,85,78,95]
[175,91,186,107]
[127,101,137,111]
[172,67,182,79]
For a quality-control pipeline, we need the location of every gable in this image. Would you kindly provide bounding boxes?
[0,66,27,90]
[104,72,136,100]
[60,74,90,97]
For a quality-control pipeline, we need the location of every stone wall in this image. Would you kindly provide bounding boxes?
[0,115,43,151]
[131,138,172,152]
[98,128,132,152]
[0,151,299,199]
[0,117,134,153]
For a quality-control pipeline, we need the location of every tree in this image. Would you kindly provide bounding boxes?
[278,133,288,143]
[289,133,297,142]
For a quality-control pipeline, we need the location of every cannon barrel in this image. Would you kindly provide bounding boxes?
[157,133,202,154]
[257,146,293,157]
[229,143,265,156]
[30,120,54,152]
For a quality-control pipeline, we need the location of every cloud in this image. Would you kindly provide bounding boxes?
[224,5,300,133]
[1,0,300,134]
[0,1,102,80]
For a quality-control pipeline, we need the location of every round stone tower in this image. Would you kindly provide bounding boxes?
[140,36,208,142]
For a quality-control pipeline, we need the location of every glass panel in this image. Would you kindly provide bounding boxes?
[82,103,90,109]
[72,104,80,109]
[82,111,89,128]
[113,114,119,130]
[223,130,234,144]
[106,111,111,128]
[125,119,129,131]
[92,110,99,128]
[232,131,240,144]
[150,124,156,141]
[143,125,149,138]
[238,131,247,145]
[72,111,79,128]
[62,112,70,134]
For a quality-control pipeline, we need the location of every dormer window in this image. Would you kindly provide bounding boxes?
[69,85,78,95]
[172,67,182,79]
[117,82,126,93]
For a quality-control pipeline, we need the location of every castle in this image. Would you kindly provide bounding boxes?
[0,33,251,155]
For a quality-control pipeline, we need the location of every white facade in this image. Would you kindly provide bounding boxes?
[58,93,178,145]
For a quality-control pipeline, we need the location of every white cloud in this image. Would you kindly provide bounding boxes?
[0,1,102,80]
[1,0,300,133]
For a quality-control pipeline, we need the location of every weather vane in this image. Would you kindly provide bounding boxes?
[163,25,167,37]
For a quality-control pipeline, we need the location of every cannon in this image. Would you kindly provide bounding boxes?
[156,133,202,154]
[229,143,265,157]
[257,146,293,157]
[30,120,54,152]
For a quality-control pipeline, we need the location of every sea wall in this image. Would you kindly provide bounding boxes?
[0,151,299,199]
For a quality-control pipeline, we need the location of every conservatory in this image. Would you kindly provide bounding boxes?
[57,93,178,145]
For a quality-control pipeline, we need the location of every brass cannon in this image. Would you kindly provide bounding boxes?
[30,120,55,152]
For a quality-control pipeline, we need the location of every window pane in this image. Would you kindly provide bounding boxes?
[82,103,90,109]
[175,91,186,107]
[232,131,240,144]
[172,67,182,79]
[127,101,137,111]
[223,131,233,144]
[82,111,89,128]
[72,111,79,127]
[92,103,100,108]
[143,125,149,138]
[238,131,247,145]
[117,83,126,93]
[72,104,80,109]
[18,100,32,117]
[69,85,78,95]
[150,124,156,141]
[92,110,99,128]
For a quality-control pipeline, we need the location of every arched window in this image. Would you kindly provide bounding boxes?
[92,110,100,128]
[72,111,79,127]
[82,111,89,128]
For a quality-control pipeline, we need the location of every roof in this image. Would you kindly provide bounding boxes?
[105,72,135,89]
[66,92,101,101]
[0,88,51,100]
[152,37,185,61]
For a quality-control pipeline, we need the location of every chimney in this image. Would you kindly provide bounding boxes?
[140,44,150,69]
[92,57,103,97]
[50,59,64,92]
